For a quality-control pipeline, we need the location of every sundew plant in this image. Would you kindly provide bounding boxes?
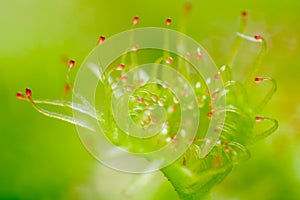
[17,2,278,200]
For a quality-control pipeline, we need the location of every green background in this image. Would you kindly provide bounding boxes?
[1,0,300,199]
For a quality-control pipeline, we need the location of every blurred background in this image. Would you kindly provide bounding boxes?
[1,0,299,199]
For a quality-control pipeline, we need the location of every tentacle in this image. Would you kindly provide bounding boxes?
[253,76,277,113]
[30,99,95,131]
[179,1,192,34]
[236,33,267,86]
[218,65,233,82]
[33,99,97,119]
[253,116,279,142]
[225,141,251,165]
[18,89,96,131]
[224,80,249,108]
[226,11,249,67]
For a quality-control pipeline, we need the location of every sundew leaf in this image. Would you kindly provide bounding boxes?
[17,7,278,200]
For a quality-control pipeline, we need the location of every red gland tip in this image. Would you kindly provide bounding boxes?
[184,2,192,13]
[25,88,32,98]
[133,16,139,25]
[166,57,174,64]
[196,47,202,60]
[166,18,172,26]
[254,35,261,40]
[136,96,144,104]
[116,63,125,71]
[225,147,231,153]
[69,59,75,69]
[214,72,220,81]
[64,84,71,92]
[241,11,248,19]
[98,35,105,45]
[132,44,139,51]
[16,92,25,100]
[182,157,186,166]
[207,112,212,119]
[254,77,262,83]
[255,116,264,122]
